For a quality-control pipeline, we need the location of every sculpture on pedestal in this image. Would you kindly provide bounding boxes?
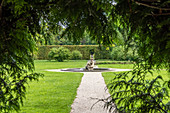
[85,49,94,71]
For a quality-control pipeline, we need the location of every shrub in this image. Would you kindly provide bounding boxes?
[126,48,138,61]
[48,48,58,60]
[37,45,111,60]
[110,46,138,61]
[48,47,71,62]
[71,50,82,60]
[110,46,124,60]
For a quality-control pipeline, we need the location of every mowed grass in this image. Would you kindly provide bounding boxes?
[98,63,134,69]
[100,63,170,84]
[17,60,169,112]
[18,60,86,113]
[34,60,87,70]
[102,70,170,85]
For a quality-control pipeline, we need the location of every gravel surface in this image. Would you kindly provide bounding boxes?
[70,72,112,113]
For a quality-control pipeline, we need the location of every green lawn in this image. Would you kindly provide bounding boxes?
[18,60,86,113]
[34,60,87,70]
[18,60,169,113]
[102,70,170,85]
[101,63,169,84]
[98,63,134,69]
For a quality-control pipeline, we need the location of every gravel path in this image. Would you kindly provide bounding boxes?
[46,68,131,113]
[70,72,111,113]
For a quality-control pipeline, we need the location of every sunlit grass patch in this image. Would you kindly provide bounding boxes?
[17,60,86,113]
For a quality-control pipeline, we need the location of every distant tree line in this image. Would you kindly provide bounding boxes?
[36,28,98,45]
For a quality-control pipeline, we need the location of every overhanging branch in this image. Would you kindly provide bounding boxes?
[135,1,170,11]
[150,13,170,16]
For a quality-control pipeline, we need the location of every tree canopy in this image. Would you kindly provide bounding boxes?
[0,0,170,112]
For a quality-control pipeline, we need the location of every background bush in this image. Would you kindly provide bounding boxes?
[110,46,124,60]
[37,45,138,60]
[37,45,110,60]
[71,50,82,60]
[110,46,138,61]
[48,47,71,62]
[48,48,58,60]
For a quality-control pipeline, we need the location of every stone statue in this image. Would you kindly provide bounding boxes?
[85,49,94,71]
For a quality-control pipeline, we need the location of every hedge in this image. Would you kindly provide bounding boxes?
[36,45,111,60]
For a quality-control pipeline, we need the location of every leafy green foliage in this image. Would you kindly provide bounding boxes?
[50,0,117,46]
[110,46,138,61]
[110,46,125,60]
[114,0,170,71]
[37,45,111,60]
[104,70,170,113]
[48,48,58,60]
[37,28,98,45]
[71,50,83,60]
[54,47,71,62]
[0,27,44,111]
[48,47,71,62]
[0,0,45,112]
[102,0,170,112]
